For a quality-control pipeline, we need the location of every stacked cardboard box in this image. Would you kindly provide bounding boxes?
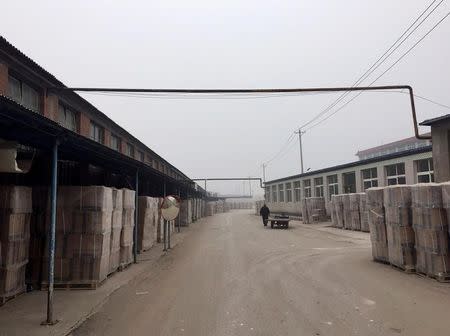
[206,202,216,217]
[359,193,370,232]
[179,200,190,226]
[40,186,113,286]
[306,197,327,223]
[300,199,309,223]
[383,185,415,271]
[120,189,135,268]
[349,193,361,231]
[367,187,389,263]
[137,196,158,252]
[109,188,122,275]
[342,194,352,230]
[0,186,31,303]
[413,183,449,280]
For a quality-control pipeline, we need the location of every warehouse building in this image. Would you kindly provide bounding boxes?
[264,138,433,215]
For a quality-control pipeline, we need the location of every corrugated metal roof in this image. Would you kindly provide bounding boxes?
[420,114,450,126]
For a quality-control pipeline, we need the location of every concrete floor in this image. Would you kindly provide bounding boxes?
[72,210,450,336]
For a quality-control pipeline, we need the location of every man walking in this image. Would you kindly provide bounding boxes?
[260,203,270,226]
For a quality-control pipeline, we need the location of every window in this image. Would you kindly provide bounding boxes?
[272,185,277,202]
[89,122,104,143]
[278,184,285,202]
[385,163,406,185]
[362,167,378,190]
[303,179,311,198]
[342,172,356,193]
[138,151,144,162]
[314,177,324,197]
[416,158,434,183]
[126,143,135,157]
[8,75,40,112]
[110,134,121,151]
[265,187,271,202]
[327,175,338,200]
[285,182,292,202]
[146,155,153,167]
[294,181,301,202]
[58,104,77,131]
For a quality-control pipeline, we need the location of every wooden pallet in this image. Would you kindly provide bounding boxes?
[390,263,416,274]
[417,271,450,283]
[0,287,26,306]
[40,280,105,291]
[118,262,132,272]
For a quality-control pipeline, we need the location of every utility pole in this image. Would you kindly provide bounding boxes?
[295,128,305,174]
[262,163,266,183]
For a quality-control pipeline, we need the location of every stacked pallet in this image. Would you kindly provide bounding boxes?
[359,193,370,232]
[137,196,158,252]
[349,193,361,231]
[206,202,216,216]
[333,195,345,229]
[413,183,449,280]
[367,187,389,263]
[383,185,415,271]
[329,196,337,227]
[42,186,113,287]
[0,186,31,304]
[109,189,122,275]
[300,199,309,224]
[342,194,352,230]
[120,189,135,269]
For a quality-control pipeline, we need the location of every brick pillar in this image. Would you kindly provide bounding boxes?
[79,113,90,138]
[120,140,127,154]
[43,93,58,121]
[0,63,8,95]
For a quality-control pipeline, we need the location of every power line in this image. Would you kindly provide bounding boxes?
[304,10,450,133]
[296,0,443,131]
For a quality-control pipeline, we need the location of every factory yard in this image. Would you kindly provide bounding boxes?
[70,210,450,336]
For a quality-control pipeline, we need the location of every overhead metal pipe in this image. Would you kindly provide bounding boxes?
[42,139,59,326]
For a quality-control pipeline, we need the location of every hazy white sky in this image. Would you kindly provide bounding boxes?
[1,0,449,195]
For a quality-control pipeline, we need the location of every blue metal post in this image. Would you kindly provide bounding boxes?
[43,139,58,325]
[134,170,138,264]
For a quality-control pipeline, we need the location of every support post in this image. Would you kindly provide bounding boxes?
[42,139,59,326]
[133,170,139,264]
[296,128,305,174]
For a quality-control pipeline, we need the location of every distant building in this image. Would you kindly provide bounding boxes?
[356,134,431,161]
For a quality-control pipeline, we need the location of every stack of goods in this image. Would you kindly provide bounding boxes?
[367,187,389,263]
[215,200,224,214]
[137,196,158,252]
[329,196,337,227]
[300,199,309,224]
[305,198,327,222]
[0,186,31,303]
[27,186,48,288]
[120,189,135,268]
[109,189,122,275]
[42,186,113,287]
[333,195,345,229]
[359,193,370,232]
[384,185,415,272]
[413,183,449,280]
[179,200,190,226]
[206,202,216,216]
[342,194,352,230]
[349,193,361,231]
[155,198,163,243]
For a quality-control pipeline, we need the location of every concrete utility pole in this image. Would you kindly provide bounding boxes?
[295,128,305,174]
[262,163,266,183]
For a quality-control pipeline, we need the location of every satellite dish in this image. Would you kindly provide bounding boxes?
[161,195,180,221]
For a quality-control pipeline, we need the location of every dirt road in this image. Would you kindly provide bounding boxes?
[72,210,450,336]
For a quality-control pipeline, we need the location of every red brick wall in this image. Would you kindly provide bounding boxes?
[79,113,90,138]
[0,63,8,95]
[120,139,127,154]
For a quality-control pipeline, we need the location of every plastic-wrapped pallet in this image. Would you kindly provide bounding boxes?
[329,196,337,227]
[179,200,190,226]
[305,197,327,222]
[120,189,135,268]
[414,183,449,281]
[109,188,123,274]
[333,195,344,229]
[206,202,215,217]
[348,193,361,231]
[300,199,309,224]
[137,196,158,252]
[342,194,352,230]
[367,187,389,263]
[0,186,31,303]
[384,185,415,272]
[359,193,370,232]
[42,186,113,287]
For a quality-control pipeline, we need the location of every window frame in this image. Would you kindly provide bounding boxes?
[272,185,278,202]
[285,182,292,202]
[314,177,324,198]
[126,143,135,158]
[89,121,104,144]
[110,134,121,151]
[361,167,378,190]
[58,103,78,132]
[416,158,434,183]
[385,163,406,186]
[294,181,301,202]
[303,179,311,198]
[278,184,285,202]
[8,75,41,113]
